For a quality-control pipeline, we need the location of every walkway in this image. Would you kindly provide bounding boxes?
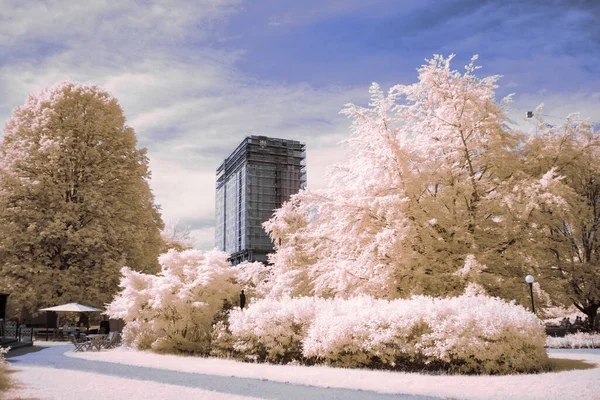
[6,344,441,400]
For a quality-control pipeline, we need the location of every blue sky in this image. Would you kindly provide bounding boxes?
[223,1,599,91]
[1,0,599,249]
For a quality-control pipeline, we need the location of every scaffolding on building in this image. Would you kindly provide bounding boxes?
[215,136,306,264]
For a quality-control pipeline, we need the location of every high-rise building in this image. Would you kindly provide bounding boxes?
[215,136,306,264]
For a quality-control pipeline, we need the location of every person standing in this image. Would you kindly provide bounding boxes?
[240,290,246,310]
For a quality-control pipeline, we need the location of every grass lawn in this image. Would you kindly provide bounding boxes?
[1,363,39,400]
[0,364,11,392]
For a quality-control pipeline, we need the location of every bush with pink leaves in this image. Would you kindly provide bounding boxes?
[214,296,322,363]
[106,249,240,354]
[0,347,9,365]
[216,293,548,374]
[546,332,600,349]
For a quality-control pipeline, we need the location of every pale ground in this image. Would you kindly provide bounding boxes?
[5,365,262,400]
[4,343,600,400]
[68,347,600,400]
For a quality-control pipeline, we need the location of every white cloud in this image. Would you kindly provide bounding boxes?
[0,0,241,47]
[267,15,292,26]
[0,0,368,251]
[148,158,216,222]
[136,76,363,248]
[263,0,407,28]
[5,1,594,254]
[190,226,217,251]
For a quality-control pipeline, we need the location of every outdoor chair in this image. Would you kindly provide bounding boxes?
[64,326,77,339]
[101,332,121,350]
[72,333,90,352]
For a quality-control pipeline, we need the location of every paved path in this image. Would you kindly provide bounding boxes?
[7,345,442,400]
[547,348,600,356]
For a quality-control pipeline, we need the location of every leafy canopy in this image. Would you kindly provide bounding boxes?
[0,81,164,317]
[264,55,598,318]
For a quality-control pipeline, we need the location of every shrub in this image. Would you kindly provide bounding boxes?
[222,297,321,363]
[0,347,11,394]
[222,293,549,374]
[106,249,240,354]
[546,332,600,349]
[0,347,8,365]
[417,294,548,374]
[302,296,430,369]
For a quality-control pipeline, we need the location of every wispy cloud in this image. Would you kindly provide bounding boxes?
[1,0,598,250]
[0,0,363,249]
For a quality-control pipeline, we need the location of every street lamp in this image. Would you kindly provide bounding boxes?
[525,275,535,314]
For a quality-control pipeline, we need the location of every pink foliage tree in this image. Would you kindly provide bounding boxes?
[107,249,238,353]
[264,55,592,313]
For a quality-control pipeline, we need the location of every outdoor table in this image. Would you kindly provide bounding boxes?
[86,334,107,351]
[56,327,79,341]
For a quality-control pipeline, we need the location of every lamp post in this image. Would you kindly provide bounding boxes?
[525,275,535,314]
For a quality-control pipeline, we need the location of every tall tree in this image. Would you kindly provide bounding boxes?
[522,110,600,328]
[0,81,164,317]
[264,55,577,311]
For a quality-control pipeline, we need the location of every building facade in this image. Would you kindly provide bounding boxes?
[215,136,306,264]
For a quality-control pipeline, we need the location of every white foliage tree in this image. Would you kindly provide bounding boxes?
[264,55,576,308]
[106,249,239,354]
[521,109,600,328]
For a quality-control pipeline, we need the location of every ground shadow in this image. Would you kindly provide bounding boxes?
[5,346,46,359]
[548,357,596,372]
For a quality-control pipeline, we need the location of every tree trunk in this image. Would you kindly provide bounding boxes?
[574,301,599,332]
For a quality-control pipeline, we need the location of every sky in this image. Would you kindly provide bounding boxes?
[1,0,599,250]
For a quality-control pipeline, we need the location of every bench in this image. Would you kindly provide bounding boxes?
[545,326,589,337]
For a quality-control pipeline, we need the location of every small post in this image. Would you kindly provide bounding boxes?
[525,275,535,314]
[240,290,246,310]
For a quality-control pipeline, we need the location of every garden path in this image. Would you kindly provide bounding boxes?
[6,344,441,400]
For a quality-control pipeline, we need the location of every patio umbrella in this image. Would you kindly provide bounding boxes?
[39,303,102,312]
[39,303,103,334]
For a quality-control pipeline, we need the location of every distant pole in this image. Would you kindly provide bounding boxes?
[525,275,535,314]
[240,290,246,310]
[45,311,49,341]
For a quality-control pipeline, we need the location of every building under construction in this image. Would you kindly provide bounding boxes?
[215,136,306,264]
